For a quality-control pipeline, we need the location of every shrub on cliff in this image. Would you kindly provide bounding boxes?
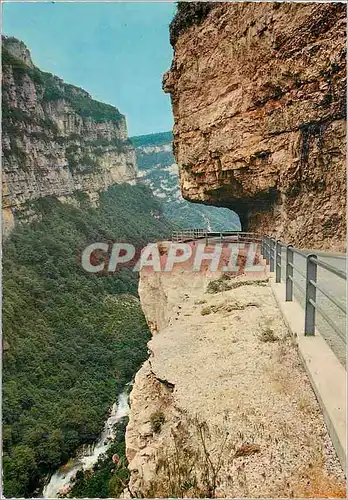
[2,47,44,85]
[170,2,217,46]
[150,411,165,433]
[2,41,124,125]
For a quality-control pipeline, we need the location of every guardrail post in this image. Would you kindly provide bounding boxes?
[266,236,270,264]
[305,254,317,336]
[220,232,223,243]
[286,244,293,301]
[275,240,281,283]
[269,238,275,272]
[205,234,208,246]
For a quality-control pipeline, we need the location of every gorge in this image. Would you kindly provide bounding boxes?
[124,2,346,497]
[132,131,240,230]
[2,36,174,498]
[2,35,137,235]
[2,34,241,498]
[2,2,347,498]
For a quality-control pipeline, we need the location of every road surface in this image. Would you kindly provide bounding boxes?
[177,234,346,366]
[196,235,346,366]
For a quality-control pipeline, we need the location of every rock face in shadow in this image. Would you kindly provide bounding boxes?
[163,2,346,251]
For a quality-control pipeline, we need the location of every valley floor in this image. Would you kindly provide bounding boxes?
[125,244,345,498]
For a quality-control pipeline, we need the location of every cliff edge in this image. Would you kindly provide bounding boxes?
[125,248,345,497]
[163,2,346,251]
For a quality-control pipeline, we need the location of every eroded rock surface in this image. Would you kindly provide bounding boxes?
[163,3,346,251]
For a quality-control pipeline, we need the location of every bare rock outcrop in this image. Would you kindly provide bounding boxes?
[2,36,137,234]
[163,2,346,251]
[125,261,345,497]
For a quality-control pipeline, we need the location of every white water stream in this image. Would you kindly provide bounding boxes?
[202,213,213,232]
[43,390,130,498]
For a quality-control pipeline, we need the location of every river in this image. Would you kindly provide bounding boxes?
[43,389,130,498]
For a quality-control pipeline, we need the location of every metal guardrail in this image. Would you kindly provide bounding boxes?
[172,229,261,243]
[172,229,206,241]
[171,230,346,340]
[262,236,347,339]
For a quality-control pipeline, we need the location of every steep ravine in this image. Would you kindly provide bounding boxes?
[2,36,176,498]
[163,2,346,251]
[2,36,137,235]
[125,250,345,497]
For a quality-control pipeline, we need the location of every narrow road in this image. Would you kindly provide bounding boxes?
[132,259,345,497]
[176,234,346,367]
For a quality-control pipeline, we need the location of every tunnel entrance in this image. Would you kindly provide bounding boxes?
[225,188,279,233]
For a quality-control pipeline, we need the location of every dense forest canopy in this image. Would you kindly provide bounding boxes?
[3,184,174,497]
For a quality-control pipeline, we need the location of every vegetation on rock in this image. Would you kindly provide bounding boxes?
[2,38,123,125]
[130,131,173,148]
[170,2,217,46]
[150,411,165,433]
[2,46,44,85]
[41,71,124,124]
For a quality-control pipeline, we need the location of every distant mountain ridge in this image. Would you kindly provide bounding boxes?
[130,131,240,231]
[131,131,173,148]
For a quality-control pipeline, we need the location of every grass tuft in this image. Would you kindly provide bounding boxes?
[259,327,279,343]
[150,411,165,433]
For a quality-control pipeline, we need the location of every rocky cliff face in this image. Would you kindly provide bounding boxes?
[2,36,137,234]
[163,2,346,251]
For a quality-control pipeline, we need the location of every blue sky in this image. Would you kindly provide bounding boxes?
[2,1,176,136]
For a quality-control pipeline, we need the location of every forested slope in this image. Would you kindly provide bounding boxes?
[2,184,173,497]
